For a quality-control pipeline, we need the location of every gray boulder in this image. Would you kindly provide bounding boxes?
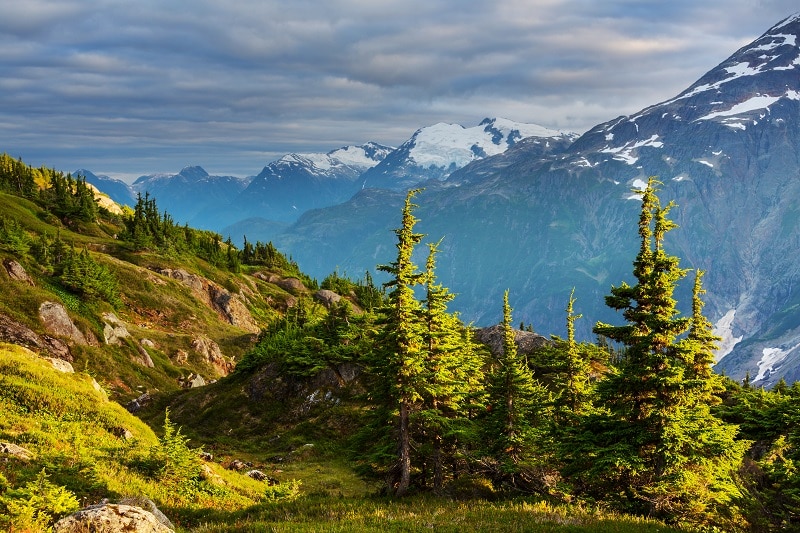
[0,313,72,361]
[39,302,87,346]
[3,259,34,285]
[102,312,131,345]
[191,335,233,376]
[276,277,306,294]
[474,325,550,358]
[314,289,342,308]
[0,441,33,461]
[44,357,75,373]
[53,503,173,532]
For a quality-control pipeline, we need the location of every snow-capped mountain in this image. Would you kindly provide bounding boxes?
[226,142,393,228]
[360,118,578,190]
[275,13,800,388]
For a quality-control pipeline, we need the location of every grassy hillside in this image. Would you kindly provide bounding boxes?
[0,186,304,400]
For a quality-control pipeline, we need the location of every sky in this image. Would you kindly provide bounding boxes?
[1,1,798,182]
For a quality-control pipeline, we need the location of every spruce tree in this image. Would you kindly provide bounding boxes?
[585,177,746,525]
[483,290,551,489]
[366,188,427,496]
[417,240,483,490]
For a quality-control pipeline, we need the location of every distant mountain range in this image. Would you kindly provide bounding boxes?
[84,13,800,387]
[81,118,575,239]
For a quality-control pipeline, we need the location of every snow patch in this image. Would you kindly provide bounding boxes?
[277,144,389,175]
[599,135,663,166]
[712,309,742,362]
[625,178,648,200]
[753,341,800,383]
[697,160,714,168]
[328,145,384,168]
[698,94,782,121]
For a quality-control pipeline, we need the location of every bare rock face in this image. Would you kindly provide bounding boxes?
[191,335,234,376]
[39,302,87,346]
[253,271,281,283]
[118,496,175,531]
[126,392,152,413]
[209,285,260,333]
[102,312,131,345]
[3,259,34,285]
[135,344,155,368]
[173,349,189,366]
[474,325,551,358]
[53,503,174,533]
[0,316,72,361]
[182,373,206,388]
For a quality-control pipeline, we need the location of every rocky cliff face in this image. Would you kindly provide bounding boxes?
[275,13,800,388]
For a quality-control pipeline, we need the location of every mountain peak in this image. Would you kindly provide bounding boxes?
[646,12,799,119]
[178,166,210,180]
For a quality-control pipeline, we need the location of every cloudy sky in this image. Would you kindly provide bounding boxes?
[1,1,797,181]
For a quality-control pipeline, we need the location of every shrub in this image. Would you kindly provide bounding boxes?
[264,479,303,502]
[0,468,79,531]
[148,409,203,490]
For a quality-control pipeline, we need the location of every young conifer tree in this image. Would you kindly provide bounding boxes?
[483,290,550,488]
[367,188,427,496]
[587,177,746,525]
[418,240,484,490]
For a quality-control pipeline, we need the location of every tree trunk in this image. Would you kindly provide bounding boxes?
[396,401,411,496]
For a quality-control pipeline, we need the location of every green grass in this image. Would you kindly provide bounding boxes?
[186,496,685,532]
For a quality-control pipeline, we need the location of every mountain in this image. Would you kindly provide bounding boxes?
[223,121,574,244]
[131,166,251,230]
[74,168,137,207]
[225,142,393,231]
[274,13,800,388]
[359,118,578,191]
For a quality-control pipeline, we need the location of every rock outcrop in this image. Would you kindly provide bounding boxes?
[0,312,73,361]
[44,357,75,373]
[191,335,234,376]
[53,503,173,533]
[39,302,87,346]
[182,372,206,388]
[314,289,342,308]
[155,268,259,333]
[102,312,131,345]
[474,325,550,358]
[135,344,155,368]
[0,442,33,461]
[276,277,306,294]
[3,259,34,285]
[126,392,152,413]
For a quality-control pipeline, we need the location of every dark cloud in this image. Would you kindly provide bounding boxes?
[0,0,797,180]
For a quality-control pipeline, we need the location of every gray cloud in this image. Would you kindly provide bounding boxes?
[0,0,797,180]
